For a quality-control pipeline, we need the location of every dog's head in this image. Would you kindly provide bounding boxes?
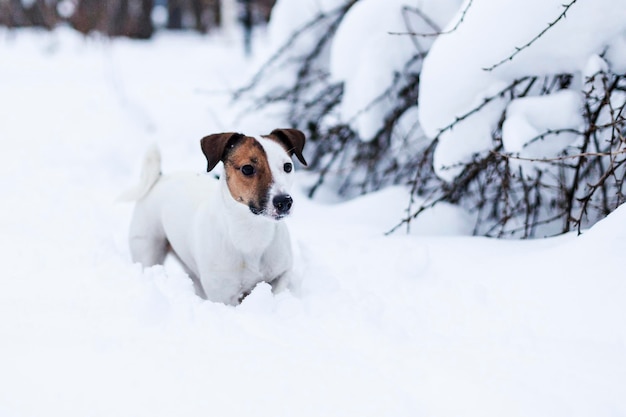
[200,128,307,220]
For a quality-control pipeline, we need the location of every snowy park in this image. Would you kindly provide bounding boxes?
[0,0,625,416]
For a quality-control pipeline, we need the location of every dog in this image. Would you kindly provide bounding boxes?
[122,128,307,305]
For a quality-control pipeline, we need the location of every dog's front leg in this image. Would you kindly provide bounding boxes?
[197,268,245,306]
[269,269,292,294]
[262,224,294,295]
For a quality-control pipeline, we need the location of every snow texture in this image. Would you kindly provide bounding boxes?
[0,27,625,417]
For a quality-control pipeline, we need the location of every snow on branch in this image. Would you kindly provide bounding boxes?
[433,76,534,140]
[236,0,625,239]
[233,3,353,100]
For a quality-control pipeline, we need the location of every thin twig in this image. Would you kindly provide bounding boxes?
[434,77,533,139]
[233,3,353,99]
[388,0,473,38]
[483,0,578,72]
[492,148,626,163]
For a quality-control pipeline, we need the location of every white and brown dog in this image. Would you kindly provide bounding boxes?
[123,129,307,305]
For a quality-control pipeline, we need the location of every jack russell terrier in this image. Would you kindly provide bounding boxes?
[123,128,307,305]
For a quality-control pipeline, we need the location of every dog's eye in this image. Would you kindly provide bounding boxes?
[241,165,255,176]
[283,163,293,173]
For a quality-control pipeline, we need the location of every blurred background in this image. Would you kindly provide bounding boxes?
[0,0,275,39]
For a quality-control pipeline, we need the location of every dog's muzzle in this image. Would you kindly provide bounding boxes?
[273,194,293,216]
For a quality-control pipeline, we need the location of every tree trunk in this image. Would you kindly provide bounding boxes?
[167,0,183,29]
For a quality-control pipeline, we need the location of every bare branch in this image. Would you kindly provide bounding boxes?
[388,0,474,38]
[233,3,354,99]
[483,0,578,72]
[493,148,626,163]
[434,77,534,139]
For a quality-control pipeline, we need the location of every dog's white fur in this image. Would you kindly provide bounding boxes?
[124,135,299,305]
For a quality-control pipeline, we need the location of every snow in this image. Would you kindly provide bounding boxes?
[328,0,461,140]
[226,0,353,135]
[268,0,347,50]
[0,27,625,417]
[502,90,582,157]
[419,0,626,179]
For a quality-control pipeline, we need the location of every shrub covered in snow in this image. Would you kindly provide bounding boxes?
[237,0,626,238]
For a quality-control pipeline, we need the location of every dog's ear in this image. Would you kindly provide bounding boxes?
[200,132,244,172]
[270,128,308,166]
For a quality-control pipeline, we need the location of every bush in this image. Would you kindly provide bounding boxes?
[236,0,626,238]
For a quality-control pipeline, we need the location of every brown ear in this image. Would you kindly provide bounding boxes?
[270,128,308,166]
[200,132,243,172]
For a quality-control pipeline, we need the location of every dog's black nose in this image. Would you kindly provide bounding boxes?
[273,194,293,214]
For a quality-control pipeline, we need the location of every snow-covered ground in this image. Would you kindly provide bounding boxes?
[0,28,625,417]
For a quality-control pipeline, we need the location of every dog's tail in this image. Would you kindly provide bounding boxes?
[118,145,162,202]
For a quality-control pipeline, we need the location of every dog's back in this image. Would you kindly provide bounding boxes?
[124,153,218,270]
